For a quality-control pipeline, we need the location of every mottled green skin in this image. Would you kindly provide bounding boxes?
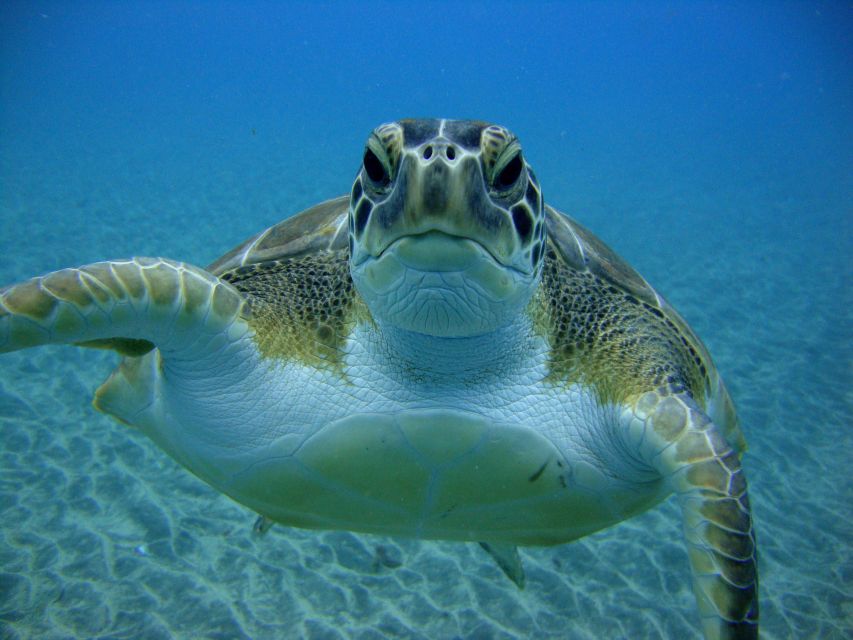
[220,251,361,371]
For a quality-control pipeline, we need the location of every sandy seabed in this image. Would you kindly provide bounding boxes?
[0,139,850,640]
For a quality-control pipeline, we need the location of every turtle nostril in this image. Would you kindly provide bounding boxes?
[446,146,456,160]
[423,146,433,160]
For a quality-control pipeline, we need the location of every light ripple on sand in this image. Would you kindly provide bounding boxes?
[1,148,851,639]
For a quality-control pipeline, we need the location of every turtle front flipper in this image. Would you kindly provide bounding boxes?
[0,258,248,359]
[631,389,759,640]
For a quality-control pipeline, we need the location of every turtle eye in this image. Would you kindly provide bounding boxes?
[363,149,389,187]
[495,153,523,190]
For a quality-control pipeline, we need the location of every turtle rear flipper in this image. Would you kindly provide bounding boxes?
[92,349,160,425]
[0,257,249,358]
[479,541,526,589]
[630,389,759,640]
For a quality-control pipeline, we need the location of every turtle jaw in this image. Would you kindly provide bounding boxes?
[378,230,506,272]
[350,231,537,338]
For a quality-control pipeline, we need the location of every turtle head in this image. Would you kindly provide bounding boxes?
[348,119,545,338]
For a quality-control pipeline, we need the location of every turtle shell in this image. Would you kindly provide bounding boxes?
[210,197,713,375]
[208,195,350,275]
[211,197,708,363]
[545,204,719,360]
[212,197,666,306]
[544,204,715,372]
[544,205,662,306]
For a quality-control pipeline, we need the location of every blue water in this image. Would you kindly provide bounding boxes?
[0,2,850,638]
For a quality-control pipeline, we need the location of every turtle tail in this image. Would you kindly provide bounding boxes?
[0,258,248,359]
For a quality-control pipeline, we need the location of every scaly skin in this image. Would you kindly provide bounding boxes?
[627,388,758,639]
[0,257,247,357]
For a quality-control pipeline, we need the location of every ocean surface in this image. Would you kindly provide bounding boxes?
[0,2,850,638]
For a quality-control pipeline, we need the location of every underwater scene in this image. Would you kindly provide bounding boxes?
[0,2,850,639]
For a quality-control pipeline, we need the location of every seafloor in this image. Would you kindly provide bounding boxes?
[0,131,850,640]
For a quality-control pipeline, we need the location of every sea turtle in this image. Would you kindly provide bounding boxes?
[0,119,757,638]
